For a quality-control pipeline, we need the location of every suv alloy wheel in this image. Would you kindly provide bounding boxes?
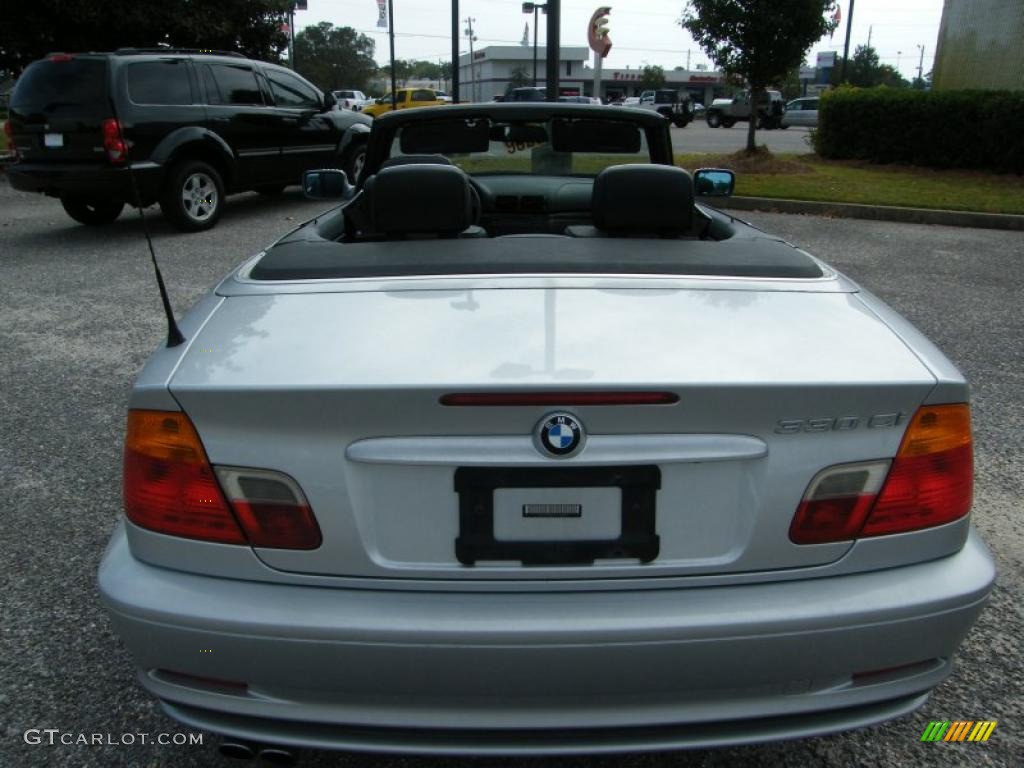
[160,160,225,232]
[706,113,721,128]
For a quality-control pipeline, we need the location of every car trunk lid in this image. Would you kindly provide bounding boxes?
[168,285,936,581]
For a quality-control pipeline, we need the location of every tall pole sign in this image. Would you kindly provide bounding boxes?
[588,7,612,101]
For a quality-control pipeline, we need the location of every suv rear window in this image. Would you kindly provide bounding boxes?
[11,58,107,114]
[125,60,193,105]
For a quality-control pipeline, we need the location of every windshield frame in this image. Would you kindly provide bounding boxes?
[360,103,674,187]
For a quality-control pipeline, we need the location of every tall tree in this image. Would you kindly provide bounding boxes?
[293,23,376,92]
[681,0,838,152]
[639,65,667,91]
[0,0,290,75]
[830,46,910,88]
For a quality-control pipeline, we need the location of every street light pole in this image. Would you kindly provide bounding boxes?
[839,0,855,82]
[545,0,560,100]
[533,5,539,86]
[451,0,459,102]
[522,3,547,89]
[917,44,925,84]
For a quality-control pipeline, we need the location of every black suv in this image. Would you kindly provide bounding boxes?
[6,49,371,231]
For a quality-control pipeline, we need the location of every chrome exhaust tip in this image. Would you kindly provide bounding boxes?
[218,740,256,760]
[258,746,298,766]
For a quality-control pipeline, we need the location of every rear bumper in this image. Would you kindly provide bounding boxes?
[5,160,161,203]
[98,525,994,754]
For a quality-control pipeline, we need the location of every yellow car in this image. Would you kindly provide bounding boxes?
[362,88,448,118]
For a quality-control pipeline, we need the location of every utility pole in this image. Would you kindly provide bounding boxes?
[839,0,855,82]
[451,0,459,102]
[867,24,872,48]
[545,0,560,100]
[917,44,925,84]
[464,17,477,102]
[896,50,902,74]
[686,49,691,70]
[388,0,397,108]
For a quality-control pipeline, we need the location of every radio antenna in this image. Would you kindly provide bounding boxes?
[108,98,184,347]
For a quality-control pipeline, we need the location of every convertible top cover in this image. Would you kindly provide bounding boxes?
[249,236,824,281]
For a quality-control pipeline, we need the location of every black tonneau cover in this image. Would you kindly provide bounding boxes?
[250,236,824,281]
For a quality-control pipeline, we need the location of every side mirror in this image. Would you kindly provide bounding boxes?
[693,168,736,197]
[321,91,337,112]
[303,169,354,200]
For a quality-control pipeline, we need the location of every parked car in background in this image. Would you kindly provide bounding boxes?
[558,95,602,104]
[362,88,448,117]
[705,89,785,129]
[435,90,453,102]
[505,86,547,102]
[5,49,370,231]
[332,89,372,111]
[635,89,693,127]
[99,101,994,758]
[781,96,819,128]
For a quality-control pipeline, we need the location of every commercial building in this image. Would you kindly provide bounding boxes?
[456,45,726,104]
[932,0,1024,90]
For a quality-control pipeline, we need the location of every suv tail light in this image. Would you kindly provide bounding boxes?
[102,118,128,164]
[3,120,15,159]
[124,410,321,549]
[790,404,973,544]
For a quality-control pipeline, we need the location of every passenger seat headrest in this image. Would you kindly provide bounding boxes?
[365,164,477,236]
[379,154,454,170]
[592,164,694,234]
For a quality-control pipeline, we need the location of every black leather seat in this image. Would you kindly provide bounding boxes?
[361,164,485,239]
[379,154,453,170]
[567,164,696,238]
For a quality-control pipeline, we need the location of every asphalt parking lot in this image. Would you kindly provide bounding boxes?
[0,179,1020,768]
[671,120,814,154]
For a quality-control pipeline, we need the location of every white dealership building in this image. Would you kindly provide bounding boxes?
[456,45,727,104]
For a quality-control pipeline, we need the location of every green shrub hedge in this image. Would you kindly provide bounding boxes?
[813,87,1024,174]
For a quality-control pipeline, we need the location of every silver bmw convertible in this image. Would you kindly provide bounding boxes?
[98,103,994,757]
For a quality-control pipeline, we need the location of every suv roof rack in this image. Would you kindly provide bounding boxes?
[113,47,247,58]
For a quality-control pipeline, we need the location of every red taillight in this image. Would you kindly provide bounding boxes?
[102,118,128,164]
[790,404,973,544]
[124,411,322,549]
[789,461,891,544]
[216,468,322,550]
[440,391,679,406]
[3,120,14,157]
[862,404,972,536]
[124,410,246,544]
[48,53,74,62]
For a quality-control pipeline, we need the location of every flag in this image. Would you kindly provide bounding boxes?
[830,4,841,40]
[377,0,388,29]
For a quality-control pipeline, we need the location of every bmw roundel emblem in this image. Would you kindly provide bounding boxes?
[535,413,585,458]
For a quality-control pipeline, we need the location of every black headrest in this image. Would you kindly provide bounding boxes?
[379,154,453,170]
[364,164,476,235]
[592,164,694,234]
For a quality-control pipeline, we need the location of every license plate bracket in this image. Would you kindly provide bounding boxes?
[454,465,660,566]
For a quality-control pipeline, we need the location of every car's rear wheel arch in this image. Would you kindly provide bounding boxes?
[166,141,234,192]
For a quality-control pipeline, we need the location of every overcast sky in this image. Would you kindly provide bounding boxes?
[298,0,942,79]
